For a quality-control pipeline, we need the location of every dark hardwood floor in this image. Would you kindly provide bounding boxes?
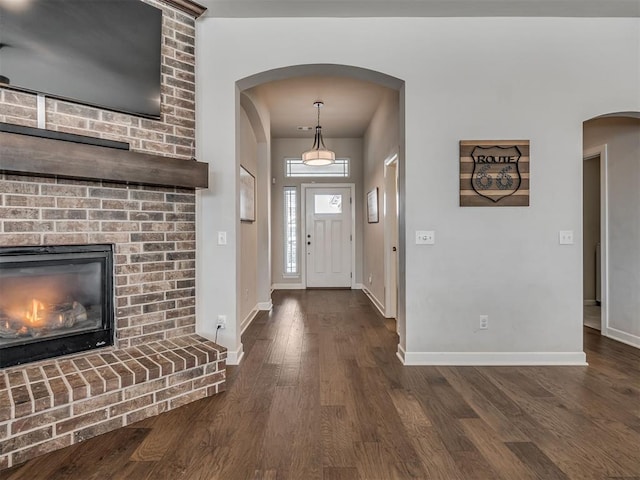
[3,290,640,479]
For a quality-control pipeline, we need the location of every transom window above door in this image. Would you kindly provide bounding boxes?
[285,158,350,178]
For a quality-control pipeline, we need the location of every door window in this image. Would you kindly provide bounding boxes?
[314,194,342,214]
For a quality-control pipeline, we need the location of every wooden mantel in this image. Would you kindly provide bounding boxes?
[0,130,209,189]
[164,0,207,17]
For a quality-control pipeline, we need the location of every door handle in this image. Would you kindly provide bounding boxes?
[392,246,397,252]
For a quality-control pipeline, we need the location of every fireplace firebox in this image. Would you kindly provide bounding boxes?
[0,244,114,368]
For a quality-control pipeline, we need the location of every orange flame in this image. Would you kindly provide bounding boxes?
[25,298,46,325]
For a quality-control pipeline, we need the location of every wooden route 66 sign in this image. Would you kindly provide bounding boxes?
[460,140,530,206]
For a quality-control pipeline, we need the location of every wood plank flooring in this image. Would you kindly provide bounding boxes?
[3,289,640,479]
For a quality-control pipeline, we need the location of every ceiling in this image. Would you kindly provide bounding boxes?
[248,76,393,139]
[201,0,640,18]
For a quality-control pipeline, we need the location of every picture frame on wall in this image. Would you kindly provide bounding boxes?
[459,140,530,207]
[240,165,255,222]
[367,187,379,223]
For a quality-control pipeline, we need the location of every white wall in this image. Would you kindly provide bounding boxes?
[584,117,640,347]
[270,137,364,287]
[363,90,400,312]
[239,107,258,326]
[243,92,273,316]
[196,17,640,364]
[196,88,271,364]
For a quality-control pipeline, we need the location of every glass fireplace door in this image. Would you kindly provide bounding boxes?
[0,244,114,367]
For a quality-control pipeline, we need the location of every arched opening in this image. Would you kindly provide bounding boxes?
[235,64,407,359]
[583,111,640,350]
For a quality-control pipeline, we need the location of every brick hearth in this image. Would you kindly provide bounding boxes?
[0,335,225,469]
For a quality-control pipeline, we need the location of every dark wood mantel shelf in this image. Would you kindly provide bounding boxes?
[0,130,209,189]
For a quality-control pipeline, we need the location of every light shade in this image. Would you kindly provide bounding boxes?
[302,148,336,166]
[302,101,336,166]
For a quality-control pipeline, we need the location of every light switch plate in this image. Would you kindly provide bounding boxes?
[559,230,574,245]
[217,231,227,245]
[416,230,435,245]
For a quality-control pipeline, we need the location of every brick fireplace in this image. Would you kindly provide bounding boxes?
[0,173,200,350]
[0,171,226,469]
[0,0,222,470]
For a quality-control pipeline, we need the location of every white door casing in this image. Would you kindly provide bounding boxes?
[583,145,609,336]
[384,153,399,318]
[304,185,353,288]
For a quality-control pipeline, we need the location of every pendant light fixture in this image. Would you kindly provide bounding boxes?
[302,101,336,166]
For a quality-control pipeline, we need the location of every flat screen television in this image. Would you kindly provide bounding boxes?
[0,0,163,119]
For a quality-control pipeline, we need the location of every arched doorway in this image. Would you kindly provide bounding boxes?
[236,64,407,358]
[583,112,640,349]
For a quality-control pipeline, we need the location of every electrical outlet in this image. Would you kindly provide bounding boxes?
[559,230,574,245]
[217,314,227,329]
[368,275,372,285]
[479,315,489,330]
[416,230,435,245]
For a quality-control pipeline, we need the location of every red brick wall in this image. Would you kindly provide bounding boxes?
[0,174,196,348]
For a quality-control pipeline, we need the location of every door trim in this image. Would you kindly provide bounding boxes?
[383,152,399,319]
[301,183,356,289]
[583,144,608,336]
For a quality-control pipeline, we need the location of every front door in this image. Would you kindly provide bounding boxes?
[305,187,352,288]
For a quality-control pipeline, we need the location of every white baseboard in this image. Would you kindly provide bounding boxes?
[584,299,598,306]
[402,351,588,366]
[226,344,244,365]
[396,344,406,364]
[362,286,386,317]
[272,283,366,291]
[241,306,259,334]
[605,327,640,349]
[271,283,305,290]
[257,301,273,311]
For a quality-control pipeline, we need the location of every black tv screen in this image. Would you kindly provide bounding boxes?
[0,0,162,119]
